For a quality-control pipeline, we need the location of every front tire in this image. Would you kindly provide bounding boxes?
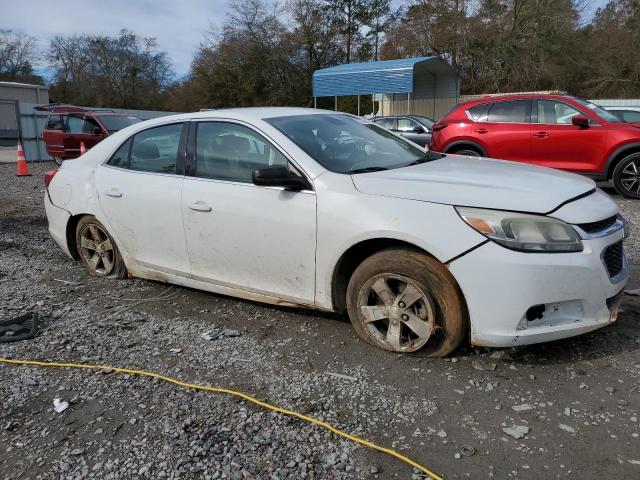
[612,153,640,198]
[75,216,127,278]
[346,249,468,357]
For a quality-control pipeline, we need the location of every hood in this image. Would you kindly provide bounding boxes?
[351,155,596,213]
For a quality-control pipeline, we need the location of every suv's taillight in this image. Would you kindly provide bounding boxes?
[432,122,448,132]
[44,169,58,188]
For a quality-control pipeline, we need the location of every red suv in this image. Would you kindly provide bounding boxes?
[38,104,141,165]
[430,94,640,198]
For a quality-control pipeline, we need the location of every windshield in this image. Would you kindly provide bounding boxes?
[98,115,142,132]
[571,98,624,123]
[265,114,428,173]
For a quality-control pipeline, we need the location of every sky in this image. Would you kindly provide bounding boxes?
[1,0,610,80]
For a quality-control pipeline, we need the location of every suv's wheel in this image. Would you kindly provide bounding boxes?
[451,147,481,157]
[613,153,640,199]
[53,156,63,166]
[75,216,127,278]
[346,249,468,356]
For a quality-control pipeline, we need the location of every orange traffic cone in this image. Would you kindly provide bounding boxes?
[79,142,86,156]
[15,141,31,176]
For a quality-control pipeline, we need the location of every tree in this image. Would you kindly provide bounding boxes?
[325,0,372,62]
[0,30,42,83]
[366,0,392,60]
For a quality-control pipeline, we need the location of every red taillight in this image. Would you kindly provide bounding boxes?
[432,122,448,132]
[44,169,58,188]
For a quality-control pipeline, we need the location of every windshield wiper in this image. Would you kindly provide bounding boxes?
[403,151,446,167]
[345,166,389,174]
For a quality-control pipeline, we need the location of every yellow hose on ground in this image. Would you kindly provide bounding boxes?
[0,357,443,480]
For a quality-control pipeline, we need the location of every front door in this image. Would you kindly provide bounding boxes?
[181,120,317,303]
[95,122,190,274]
[530,99,608,173]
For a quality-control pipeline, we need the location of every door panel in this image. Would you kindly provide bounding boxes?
[531,100,608,172]
[477,100,532,162]
[94,122,190,274]
[181,120,317,302]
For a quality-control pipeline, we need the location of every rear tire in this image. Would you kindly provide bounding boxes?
[75,216,127,278]
[53,156,63,166]
[346,249,468,357]
[612,153,640,199]
[451,148,481,157]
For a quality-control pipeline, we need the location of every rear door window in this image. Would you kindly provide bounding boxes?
[467,103,489,122]
[486,101,529,123]
[536,101,582,124]
[47,114,63,130]
[66,115,84,134]
[374,118,396,130]
[397,118,421,132]
[107,139,132,168]
[128,123,183,174]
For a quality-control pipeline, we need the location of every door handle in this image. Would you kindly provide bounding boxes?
[473,128,488,134]
[189,201,212,212]
[533,131,549,138]
[104,188,122,198]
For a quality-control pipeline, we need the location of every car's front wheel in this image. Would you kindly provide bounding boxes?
[612,153,640,199]
[346,249,468,356]
[75,216,127,278]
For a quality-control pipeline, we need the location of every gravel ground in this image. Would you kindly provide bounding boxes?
[1,163,640,480]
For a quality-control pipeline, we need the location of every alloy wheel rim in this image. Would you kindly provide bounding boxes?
[620,159,640,195]
[357,274,435,352]
[79,224,115,275]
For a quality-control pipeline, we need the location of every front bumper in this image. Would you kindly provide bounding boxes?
[449,227,628,347]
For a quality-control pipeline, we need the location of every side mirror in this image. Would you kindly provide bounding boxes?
[93,127,103,135]
[252,165,310,191]
[572,115,589,128]
[412,125,425,133]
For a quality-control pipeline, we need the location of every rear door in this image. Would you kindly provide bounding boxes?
[396,117,430,147]
[530,99,608,173]
[95,122,190,275]
[43,114,65,158]
[473,100,532,162]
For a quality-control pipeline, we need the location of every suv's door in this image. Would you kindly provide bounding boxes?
[63,114,85,158]
[80,116,105,150]
[43,114,65,158]
[95,122,190,274]
[471,100,532,162]
[181,120,317,303]
[396,117,430,147]
[530,100,608,173]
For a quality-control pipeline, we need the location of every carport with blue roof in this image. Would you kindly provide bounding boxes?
[312,56,460,119]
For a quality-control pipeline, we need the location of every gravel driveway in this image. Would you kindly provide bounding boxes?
[1,163,639,480]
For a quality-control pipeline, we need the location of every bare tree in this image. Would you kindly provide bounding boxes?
[0,30,40,82]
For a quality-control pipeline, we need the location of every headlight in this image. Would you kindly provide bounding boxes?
[456,207,583,252]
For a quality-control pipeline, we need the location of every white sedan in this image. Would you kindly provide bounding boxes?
[44,107,628,356]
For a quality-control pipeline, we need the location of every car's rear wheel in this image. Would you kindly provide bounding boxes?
[346,249,468,356]
[612,153,640,199]
[75,216,127,278]
[53,156,63,166]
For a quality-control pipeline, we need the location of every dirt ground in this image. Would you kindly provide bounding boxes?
[1,162,639,480]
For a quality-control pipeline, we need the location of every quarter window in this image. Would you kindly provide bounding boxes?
[107,139,132,168]
[467,104,489,122]
[537,101,582,124]
[486,101,529,123]
[195,122,288,183]
[120,123,183,173]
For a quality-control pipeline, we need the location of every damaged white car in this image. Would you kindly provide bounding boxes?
[44,108,628,356]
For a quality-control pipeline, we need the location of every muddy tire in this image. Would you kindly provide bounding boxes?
[75,215,127,278]
[612,152,640,199]
[346,249,468,357]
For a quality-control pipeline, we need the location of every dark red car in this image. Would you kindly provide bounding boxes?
[430,94,640,198]
[38,104,141,165]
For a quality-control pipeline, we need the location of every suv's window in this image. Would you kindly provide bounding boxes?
[195,122,288,183]
[82,117,101,135]
[397,118,421,132]
[128,123,182,173]
[467,103,489,122]
[486,101,528,123]
[374,118,395,129]
[107,138,132,168]
[537,100,582,124]
[47,114,63,130]
[66,116,84,134]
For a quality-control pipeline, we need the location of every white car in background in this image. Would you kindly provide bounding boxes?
[44,108,628,356]
[604,106,640,124]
